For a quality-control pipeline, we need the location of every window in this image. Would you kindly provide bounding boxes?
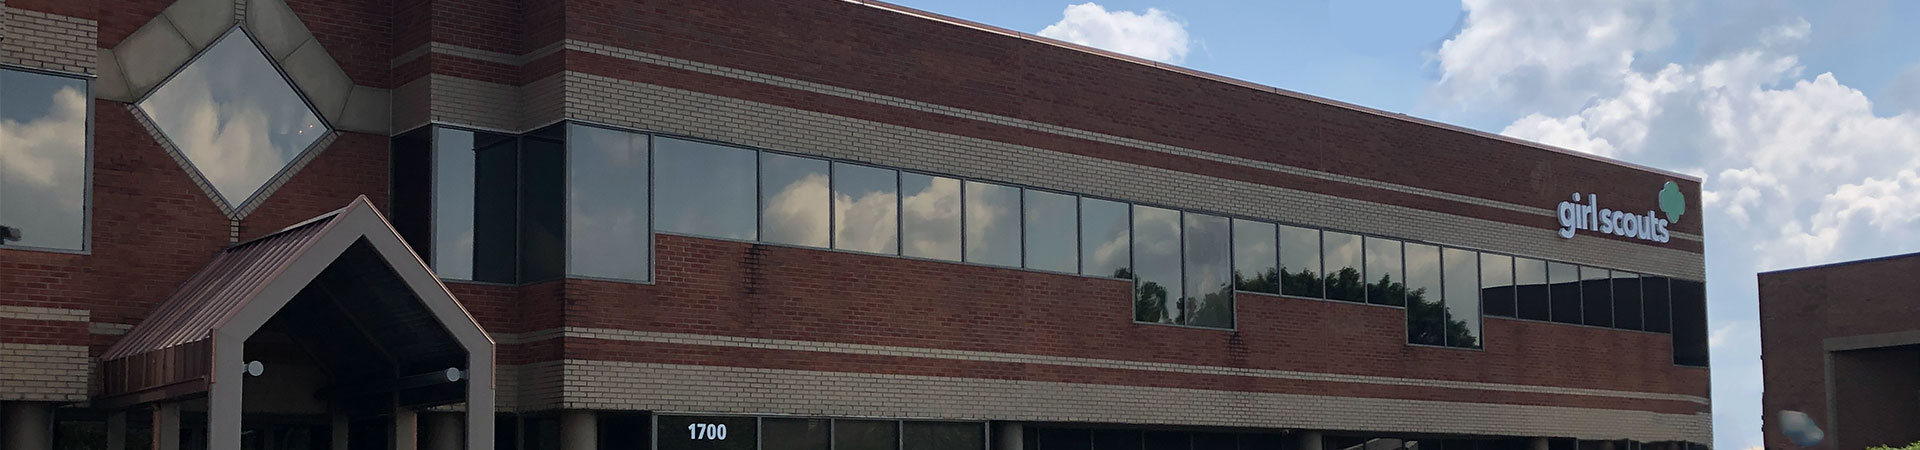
[759,152,830,248]
[1132,205,1182,324]
[763,419,830,450]
[1581,267,1613,327]
[1322,231,1365,302]
[1183,212,1233,329]
[1,68,90,251]
[1079,197,1131,278]
[1231,219,1278,293]
[1023,189,1078,273]
[1364,237,1404,306]
[1037,429,1093,450]
[567,125,649,281]
[137,29,327,209]
[833,162,899,254]
[1443,248,1482,348]
[1671,279,1709,367]
[1515,258,1550,321]
[835,420,899,450]
[1612,272,1644,330]
[902,422,983,450]
[1642,276,1673,333]
[1405,243,1444,346]
[1480,254,1516,317]
[901,173,961,261]
[962,181,1021,267]
[519,126,566,282]
[1548,262,1582,324]
[1278,225,1323,298]
[655,137,756,240]
[1093,430,1143,450]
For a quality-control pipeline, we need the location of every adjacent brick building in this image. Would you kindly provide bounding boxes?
[0,1,1711,450]
[1760,254,1920,450]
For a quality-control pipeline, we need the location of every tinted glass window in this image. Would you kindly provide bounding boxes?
[1232,219,1278,293]
[1132,205,1182,324]
[901,173,961,261]
[598,413,650,450]
[1443,248,1482,348]
[902,422,982,450]
[763,419,830,450]
[1323,232,1365,302]
[759,153,830,248]
[835,420,898,450]
[472,133,520,283]
[1515,258,1550,321]
[1192,433,1235,450]
[1581,267,1613,327]
[1405,243,1444,346]
[1480,254,1516,317]
[0,68,89,251]
[655,137,757,240]
[1278,225,1323,298]
[657,416,755,450]
[1142,432,1188,450]
[963,181,1021,267]
[136,31,326,207]
[1612,272,1644,330]
[1672,279,1709,367]
[391,130,432,262]
[1036,429,1092,450]
[434,129,478,279]
[1548,262,1583,324]
[1023,189,1078,272]
[1080,198,1131,278]
[833,162,899,254]
[1184,212,1233,329]
[518,131,567,282]
[1364,237,1405,306]
[1642,276,1673,333]
[567,125,650,281]
[1092,430,1142,450]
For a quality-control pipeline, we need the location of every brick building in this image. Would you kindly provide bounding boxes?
[1760,254,1920,450]
[0,1,1712,450]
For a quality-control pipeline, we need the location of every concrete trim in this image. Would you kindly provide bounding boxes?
[1823,330,1920,352]
[0,305,89,322]
[501,327,1710,405]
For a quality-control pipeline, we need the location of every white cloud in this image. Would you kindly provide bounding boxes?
[1038,3,1191,64]
[1433,0,1679,113]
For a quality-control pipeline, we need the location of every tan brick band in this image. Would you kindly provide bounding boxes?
[0,342,90,401]
[555,359,1710,442]
[0,7,98,75]
[0,305,90,322]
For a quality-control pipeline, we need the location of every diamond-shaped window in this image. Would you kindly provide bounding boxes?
[138,28,328,209]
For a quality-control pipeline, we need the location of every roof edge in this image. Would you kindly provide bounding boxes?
[840,0,1703,183]
[1758,251,1920,277]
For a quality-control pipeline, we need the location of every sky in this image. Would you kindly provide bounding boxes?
[886,0,1920,448]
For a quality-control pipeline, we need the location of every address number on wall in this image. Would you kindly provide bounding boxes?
[687,423,729,440]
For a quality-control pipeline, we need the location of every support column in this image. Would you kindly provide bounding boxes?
[331,412,349,450]
[423,412,464,450]
[2,401,53,450]
[559,411,596,450]
[1528,438,1550,450]
[108,411,128,450]
[1294,431,1322,450]
[153,403,181,450]
[991,422,1023,450]
[394,409,420,450]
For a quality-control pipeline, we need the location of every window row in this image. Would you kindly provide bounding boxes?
[0,67,91,252]
[656,415,984,450]
[393,122,1707,365]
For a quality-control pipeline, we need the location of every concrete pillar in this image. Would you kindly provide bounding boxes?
[108,411,128,450]
[394,409,420,450]
[153,403,182,450]
[559,411,596,450]
[1528,438,1550,450]
[1294,431,1323,450]
[991,422,1023,450]
[423,413,464,450]
[3,402,53,450]
[331,412,349,450]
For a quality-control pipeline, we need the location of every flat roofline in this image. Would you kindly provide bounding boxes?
[842,0,1703,183]
[1758,251,1920,276]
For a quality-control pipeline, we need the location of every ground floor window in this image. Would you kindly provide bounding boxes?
[657,414,985,450]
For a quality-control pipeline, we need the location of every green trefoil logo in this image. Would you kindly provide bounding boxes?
[1658,181,1686,224]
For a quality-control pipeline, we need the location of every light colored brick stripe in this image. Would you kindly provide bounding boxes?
[0,342,90,401]
[89,322,133,335]
[559,72,1705,279]
[0,305,89,322]
[430,74,523,132]
[0,7,98,75]
[503,327,1706,405]
[562,359,1711,442]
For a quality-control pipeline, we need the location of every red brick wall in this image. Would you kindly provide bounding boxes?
[239,133,392,242]
[1760,254,1920,449]
[556,0,1705,240]
[287,0,393,88]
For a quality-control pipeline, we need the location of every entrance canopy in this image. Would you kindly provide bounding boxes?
[98,196,494,450]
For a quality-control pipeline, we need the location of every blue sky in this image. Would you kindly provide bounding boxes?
[889,1,1920,448]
